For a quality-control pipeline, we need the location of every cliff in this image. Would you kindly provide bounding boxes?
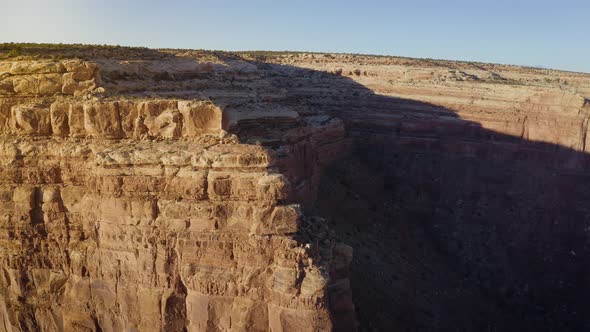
[1,45,590,331]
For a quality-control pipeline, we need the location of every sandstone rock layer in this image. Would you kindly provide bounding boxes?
[1,46,590,331]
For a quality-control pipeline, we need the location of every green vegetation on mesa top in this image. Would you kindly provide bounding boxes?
[0,42,159,60]
[0,43,342,62]
[0,42,579,75]
[0,42,463,62]
[0,42,147,52]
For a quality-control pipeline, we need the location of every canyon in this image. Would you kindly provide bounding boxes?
[0,45,590,331]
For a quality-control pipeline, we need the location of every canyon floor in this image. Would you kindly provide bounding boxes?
[1,44,590,332]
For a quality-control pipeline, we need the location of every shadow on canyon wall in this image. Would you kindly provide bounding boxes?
[103,50,590,332]
[211,54,589,332]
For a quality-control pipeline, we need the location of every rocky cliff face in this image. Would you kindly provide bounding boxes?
[0,45,589,331]
[0,54,351,332]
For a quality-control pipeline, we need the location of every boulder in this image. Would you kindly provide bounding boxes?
[11,104,51,135]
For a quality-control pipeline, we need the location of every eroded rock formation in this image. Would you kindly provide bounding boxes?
[0,55,350,332]
[0,45,589,331]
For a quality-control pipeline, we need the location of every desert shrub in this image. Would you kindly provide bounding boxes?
[6,45,21,57]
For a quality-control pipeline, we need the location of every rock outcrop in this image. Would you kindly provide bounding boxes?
[1,45,590,331]
[0,56,350,332]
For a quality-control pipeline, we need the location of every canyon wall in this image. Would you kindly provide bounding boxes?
[0,56,352,332]
[1,46,590,331]
[287,54,590,331]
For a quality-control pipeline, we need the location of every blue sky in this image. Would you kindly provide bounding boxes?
[2,0,589,73]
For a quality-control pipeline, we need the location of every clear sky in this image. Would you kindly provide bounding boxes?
[2,0,589,73]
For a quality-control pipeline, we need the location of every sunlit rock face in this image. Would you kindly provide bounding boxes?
[1,47,590,331]
[0,56,349,332]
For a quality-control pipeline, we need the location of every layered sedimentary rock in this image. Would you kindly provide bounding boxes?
[281,55,590,331]
[0,59,98,97]
[0,57,351,332]
[1,46,590,331]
